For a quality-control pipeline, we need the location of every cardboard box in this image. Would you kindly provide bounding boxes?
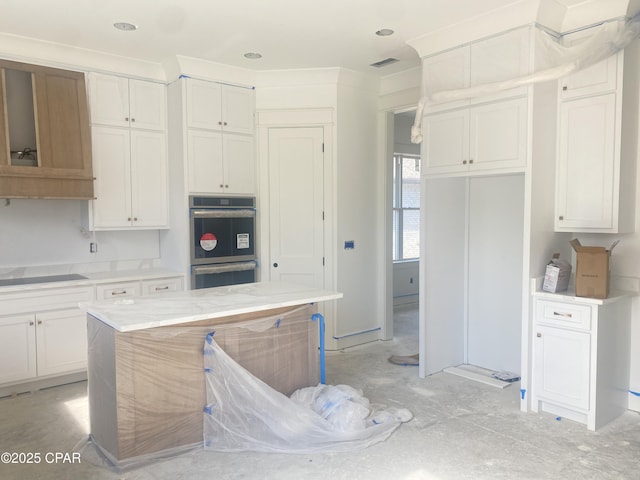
[542,254,571,293]
[570,239,619,299]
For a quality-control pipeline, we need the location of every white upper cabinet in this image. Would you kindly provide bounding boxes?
[422,27,530,113]
[187,130,255,195]
[185,78,254,135]
[555,93,616,230]
[182,77,256,195]
[89,73,166,131]
[91,127,168,229]
[559,29,619,100]
[555,24,636,233]
[423,96,528,176]
[88,73,169,230]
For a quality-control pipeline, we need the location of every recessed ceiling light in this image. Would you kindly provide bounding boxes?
[376,29,394,36]
[244,52,262,59]
[114,22,138,32]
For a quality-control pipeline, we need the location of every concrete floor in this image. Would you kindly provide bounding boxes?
[1,304,639,480]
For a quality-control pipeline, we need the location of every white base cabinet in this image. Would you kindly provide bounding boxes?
[0,273,184,397]
[0,286,94,394]
[532,293,632,430]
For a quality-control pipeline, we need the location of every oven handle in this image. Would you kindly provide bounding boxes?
[191,209,255,219]
[192,261,257,275]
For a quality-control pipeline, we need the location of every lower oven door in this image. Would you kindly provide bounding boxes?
[191,261,257,290]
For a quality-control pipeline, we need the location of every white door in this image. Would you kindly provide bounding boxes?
[268,127,324,288]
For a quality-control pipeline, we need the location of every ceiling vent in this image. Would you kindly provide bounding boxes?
[370,57,399,68]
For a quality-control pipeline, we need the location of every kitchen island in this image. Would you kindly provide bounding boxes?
[82,281,342,467]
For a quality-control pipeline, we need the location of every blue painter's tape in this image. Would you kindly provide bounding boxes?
[275,319,281,328]
[520,389,526,400]
[556,417,562,421]
[204,368,212,373]
[311,313,326,385]
[204,405,213,415]
[629,390,640,397]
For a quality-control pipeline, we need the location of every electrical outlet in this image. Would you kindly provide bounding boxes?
[90,242,97,253]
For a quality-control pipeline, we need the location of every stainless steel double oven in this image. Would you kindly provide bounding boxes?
[189,196,257,289]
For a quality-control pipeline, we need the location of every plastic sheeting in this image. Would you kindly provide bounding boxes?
[203,331,412,453]
[412,15,640,143]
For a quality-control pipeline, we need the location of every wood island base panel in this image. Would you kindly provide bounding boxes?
[87,303,320,467]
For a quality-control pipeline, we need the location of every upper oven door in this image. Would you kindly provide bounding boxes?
[190,208,256,264]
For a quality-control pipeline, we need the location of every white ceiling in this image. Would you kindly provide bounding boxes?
[0,0,635,77]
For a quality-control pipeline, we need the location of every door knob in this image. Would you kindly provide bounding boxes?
[273,263,278,268]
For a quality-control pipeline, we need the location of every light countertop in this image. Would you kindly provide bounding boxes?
[80,281,343,332]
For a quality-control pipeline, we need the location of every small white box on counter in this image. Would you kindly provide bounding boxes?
[542,254,571,293]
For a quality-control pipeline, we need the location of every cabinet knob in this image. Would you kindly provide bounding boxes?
[127,217,132,221]
[463,160,467,165]
[225,184,229,188]
[219,184,224,188]
[131,118,136,123]
[223,122,228,126]
[536,332,541,338]
[273,262,279,268]
[558,215,564,221]
[37,320,42,325]
[29,321,34,326]
[469,159,474,164]
[125,117,129,122]
[218,121,223,125]
[562,86,568,91]
[133,217,138,221]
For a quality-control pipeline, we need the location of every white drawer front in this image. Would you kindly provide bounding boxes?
[141,277,183,296]
[537,300,592,330]
[96,282,140,299]
[0,286,95,316]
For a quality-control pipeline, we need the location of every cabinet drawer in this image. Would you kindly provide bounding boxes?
[0,286,94,316]
[141,277,183,296]
[536,300,591,330]
[96,282,140,299]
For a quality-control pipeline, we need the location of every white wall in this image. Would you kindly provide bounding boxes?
[0,199,160,274]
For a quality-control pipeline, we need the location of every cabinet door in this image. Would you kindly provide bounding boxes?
[224,134,255,194]
[187,129,224,194]
[130,130,169,228]
[91,126,133,228]
[469,97,528,171]
[470,27,530,101]
[559,31,619,99]
[129,79,166,131]
[221,86,255,135]
[422,47,470,113]
[186,79,223,130]
[0,314,37,384]
[534,324,591,410]
[422,109,469,175]
[35,309,87,376]
[88,73,130,127]
[556,93,616,230]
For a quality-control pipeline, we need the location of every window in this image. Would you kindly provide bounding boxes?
[393,154,420,261]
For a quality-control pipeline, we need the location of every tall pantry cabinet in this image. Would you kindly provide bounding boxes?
[419,26,566,388]
[161,77,256,286]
